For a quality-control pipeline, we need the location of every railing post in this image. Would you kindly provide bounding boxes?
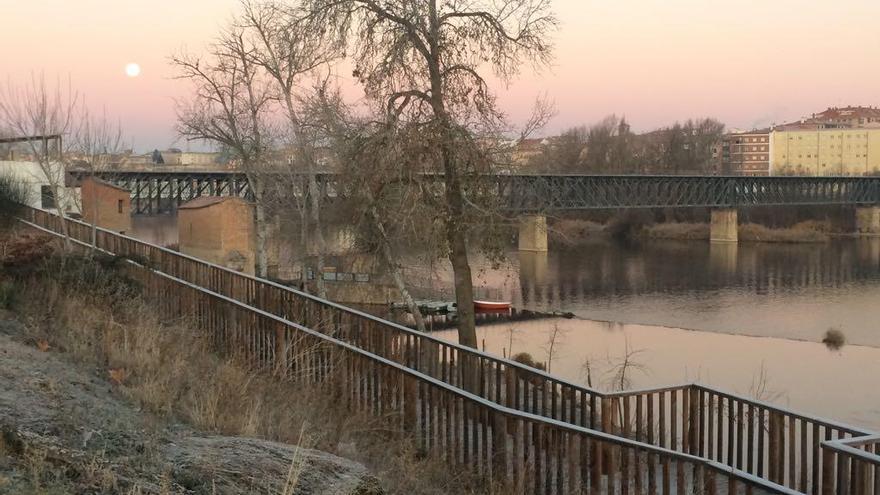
[492,412,509,490]
[822,444,835,495]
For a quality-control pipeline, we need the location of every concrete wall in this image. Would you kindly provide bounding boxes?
[81,178,131,233]
[178,197,256,274]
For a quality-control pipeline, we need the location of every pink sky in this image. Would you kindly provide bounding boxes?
[3,0,879,151]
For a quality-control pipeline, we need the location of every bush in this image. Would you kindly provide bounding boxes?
[0,280,16,309]
[822,328,846,350]
[605,209,655,241]
[0,174,29,227]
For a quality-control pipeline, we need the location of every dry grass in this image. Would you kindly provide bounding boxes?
[640,222,709,240]
[638,220,830,243]
[548,218,606,245]
[1,238,490,494]
[738,222,829,243]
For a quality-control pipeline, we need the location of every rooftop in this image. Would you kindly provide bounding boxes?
[179,196,249,210]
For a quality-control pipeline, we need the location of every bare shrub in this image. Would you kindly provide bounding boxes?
[822,327,846,351]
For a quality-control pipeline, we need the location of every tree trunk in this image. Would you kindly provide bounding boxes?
[50,181,72,251]
[370,206,426,332]
[248,175,270,278]
[447,224,477,348]
[441,139,477,349]
[308,173,327,298]
[254,202,270,278]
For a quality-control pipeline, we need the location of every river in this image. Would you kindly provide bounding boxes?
[131,216,880,430]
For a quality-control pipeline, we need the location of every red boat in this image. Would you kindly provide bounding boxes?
[473,300,511,311]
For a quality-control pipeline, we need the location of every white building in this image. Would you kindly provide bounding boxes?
[0,161,80,214]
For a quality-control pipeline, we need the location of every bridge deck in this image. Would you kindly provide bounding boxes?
[70,170,880,214]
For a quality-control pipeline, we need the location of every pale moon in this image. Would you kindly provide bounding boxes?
[125,63,141,77]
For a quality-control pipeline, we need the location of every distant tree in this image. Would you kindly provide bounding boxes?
[73,106,124,247]
[238,0,340,297]
[151,149,164,164]
[171,30,276,277]
[662,118,724,174]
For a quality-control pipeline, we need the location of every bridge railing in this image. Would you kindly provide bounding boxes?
[20,206,877,494]
[20,211,801,495]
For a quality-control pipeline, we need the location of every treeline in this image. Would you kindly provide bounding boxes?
[525,115,725,175]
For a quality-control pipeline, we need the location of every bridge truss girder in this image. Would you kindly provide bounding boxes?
[73,171,880,213]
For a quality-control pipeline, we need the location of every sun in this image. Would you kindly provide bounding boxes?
[125,63,141,78]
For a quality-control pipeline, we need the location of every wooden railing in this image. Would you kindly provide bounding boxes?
[19,207,877,494]
[820,435,880,495]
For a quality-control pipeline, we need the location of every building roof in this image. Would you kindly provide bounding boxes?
[83,176,130,193]
[724,128,770,137]
[179,196,250,210]
[776,106,880,131]
[814,106,880,121]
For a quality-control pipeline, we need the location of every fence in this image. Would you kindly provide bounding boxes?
[18,206,878,494]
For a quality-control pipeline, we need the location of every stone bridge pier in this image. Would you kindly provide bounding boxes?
[710,208,738,243]
[856,206,880,234]
[518,214,548,252]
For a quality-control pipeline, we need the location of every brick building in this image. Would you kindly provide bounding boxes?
[719,130,771,176]
[178,196,256,274]
[80,177,131,233]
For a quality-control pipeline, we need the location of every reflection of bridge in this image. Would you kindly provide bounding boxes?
[71,170,880,247]
[507,240,880,308]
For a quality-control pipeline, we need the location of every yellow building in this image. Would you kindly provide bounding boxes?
[771,128,880,176]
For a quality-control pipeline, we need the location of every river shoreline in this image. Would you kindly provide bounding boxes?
[551,218,833,244]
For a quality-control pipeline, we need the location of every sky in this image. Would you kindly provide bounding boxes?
[2,0,879,151]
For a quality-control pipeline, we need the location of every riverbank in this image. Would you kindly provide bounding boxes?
[550,218,832,244]
[643,220,830,243]
[0,228,485,494]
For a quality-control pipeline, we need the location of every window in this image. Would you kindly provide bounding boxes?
[40,185,55,209]
[117,199,124,214]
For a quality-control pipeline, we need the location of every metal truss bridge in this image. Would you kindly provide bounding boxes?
[71,170,880,215]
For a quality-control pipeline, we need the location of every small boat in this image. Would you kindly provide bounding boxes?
[473,300,511,311]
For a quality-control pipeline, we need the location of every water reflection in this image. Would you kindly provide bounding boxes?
[435,319,880,431]
[464,238,880,347]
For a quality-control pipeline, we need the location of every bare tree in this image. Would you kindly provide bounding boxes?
[604,337,648,392]
[238,0,340,296]
[541,322,568,373]
[301,0,557,348]
[73,106,124,247]
[0,74,79,248]
[172,30,276,277]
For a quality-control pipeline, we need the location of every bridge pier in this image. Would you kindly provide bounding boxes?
[518,214,548,252]
[710,209,738,243]
[855,206,880,234]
